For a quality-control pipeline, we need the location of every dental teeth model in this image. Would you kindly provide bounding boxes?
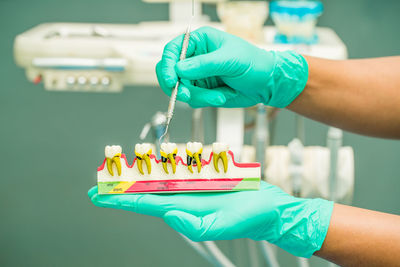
[97,142,261,194]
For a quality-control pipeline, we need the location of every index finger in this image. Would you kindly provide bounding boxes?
[89,186,175,217]
[88,186,226,218]
[157,33,197,89]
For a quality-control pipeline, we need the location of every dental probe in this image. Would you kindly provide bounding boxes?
[159,24,192,144]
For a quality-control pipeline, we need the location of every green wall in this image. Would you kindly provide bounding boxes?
[1,0,399,266]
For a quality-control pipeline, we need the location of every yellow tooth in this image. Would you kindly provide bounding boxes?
[106,158,114,176]
[160,151,169,174]
[187,147,202,173]
[188,162,193,173]
[106,153,121,176]
[161,146,177,174]
[220,151,228,173]
[193,153,202,172]
[144,149,152,174]
[167,154,176,174]
[213,151,228,173]
[135,149,152,175]
[168,147,177,174]
[197,147,203,172]
[143,155,151,174]
[113,154,122,176]
[213,152,220,173]
[186,148,193,173]
[135,151,144,175]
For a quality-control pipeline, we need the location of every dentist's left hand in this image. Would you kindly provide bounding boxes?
[88,181,333,258]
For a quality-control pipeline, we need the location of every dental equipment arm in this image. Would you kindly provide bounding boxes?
[288,56,400,139]
[315,204,400,267]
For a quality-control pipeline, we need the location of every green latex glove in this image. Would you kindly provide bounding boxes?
[156,26,308,108]
[88,181,333,258]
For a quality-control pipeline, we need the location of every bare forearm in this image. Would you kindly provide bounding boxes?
[315,204,400,266]
[288,56,400,138]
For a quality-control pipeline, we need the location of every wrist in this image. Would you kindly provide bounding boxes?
[272,197,334,258]
[265,51,309,108]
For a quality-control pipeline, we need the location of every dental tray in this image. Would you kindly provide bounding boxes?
[97,142,261,194]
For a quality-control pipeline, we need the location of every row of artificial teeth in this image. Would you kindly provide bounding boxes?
[104,142,229,158]
[103,142,229,176]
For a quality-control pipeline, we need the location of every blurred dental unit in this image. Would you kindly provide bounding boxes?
[14,1,353,266]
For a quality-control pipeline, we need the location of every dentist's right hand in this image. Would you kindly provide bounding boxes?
[156,26,308,108]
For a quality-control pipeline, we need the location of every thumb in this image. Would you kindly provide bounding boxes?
[176,50,230,80]
[163,210,216,242]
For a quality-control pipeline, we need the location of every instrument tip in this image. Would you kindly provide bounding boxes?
[159,124,169,145]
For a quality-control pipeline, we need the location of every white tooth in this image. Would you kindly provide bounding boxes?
[161,143,168,152]
[222,143,229,151]
[105,146,112,158]
[161,142,177,154]
[135,143,151,154]
[141,143,152,153]
[105,145,121,158]
[212,142,222,154]
[167,143,177,154]
[135,143,142,154]
[212,142,229,154]
[192,142,203,153]
[186,142,193,152]
[186,142,202,153]
[111,145,122,155]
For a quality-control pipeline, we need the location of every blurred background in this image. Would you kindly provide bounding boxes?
[1,0,400,266]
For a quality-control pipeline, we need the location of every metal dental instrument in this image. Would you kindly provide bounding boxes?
[159,23,192,144]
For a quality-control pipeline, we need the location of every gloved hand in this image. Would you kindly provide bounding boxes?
[88,181,333,258]
[156,26,308,108]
